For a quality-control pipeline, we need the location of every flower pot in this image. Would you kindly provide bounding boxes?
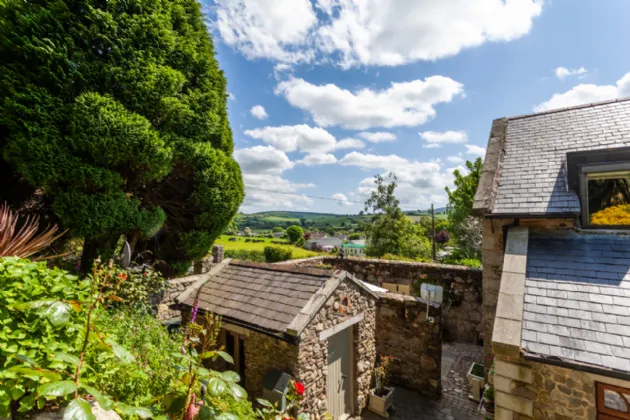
[368,387,394,418]
[467,362,485,402]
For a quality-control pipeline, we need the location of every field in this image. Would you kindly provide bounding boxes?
[215,235,324,259]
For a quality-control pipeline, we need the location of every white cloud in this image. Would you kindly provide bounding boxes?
[465,145,486,157]
[213,0,542,68]
[335,138,365,150]
[342,152,455,208]
[233,146,294,175]
[555,66,587,80]
[275,76,464,130]
[338,152,409,169]
[420,130,468,148]
[250,105,269,120]
[358,132,397,143]
[214,0,317,64]
[299,153,337,166]
[228,92,236,101]
[332,193,354,207]
[241,174,315,211]
[533,72,630,113]
[244,124,337,153]
[446,155,465,164]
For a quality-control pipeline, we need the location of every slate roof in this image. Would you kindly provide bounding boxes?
[491,98,630,215]
[522,231,630,374]
[176,261,378,338]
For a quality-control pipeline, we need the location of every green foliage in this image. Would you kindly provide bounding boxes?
[0,0,244,272]
[363,174,431,260]
[442,255,482,268]
[445,159,483,259]
[224,249,266,263]
[85,310,181,407]
[272,226,284,233]
[380,253,430,263]
[263,246,293,263]
[0,258,90,417]
[286,226,304,243]
[295,236,305,247]
[347,233,362,240]
[109,264,167,313]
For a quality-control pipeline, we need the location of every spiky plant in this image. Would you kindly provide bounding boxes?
[0,202,65,259]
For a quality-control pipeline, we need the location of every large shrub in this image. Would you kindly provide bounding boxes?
[264,246,293,263]
[0,0,244,273]
[286,226,303,243]
[0,258,91,417]
[85,310,181,407]
[224,249,266,262]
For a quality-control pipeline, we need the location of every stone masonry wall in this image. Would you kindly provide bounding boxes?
[243,331,299,399]
[283,257,481,343]
[482,218,575,370]
[376,293,442,399]
[297,277,377,419]
[156,277,198,320]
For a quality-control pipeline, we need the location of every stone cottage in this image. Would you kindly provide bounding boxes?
[474,98,630,418]
[173,259,378,420]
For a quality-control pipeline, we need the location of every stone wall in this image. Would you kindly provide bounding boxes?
[376,293,442,398]
[243,331,299,398]
[492,354,630,419]
[282,256,482,343]
[156,277,199,320]
[297,277,377,419]
[481,218,575,369]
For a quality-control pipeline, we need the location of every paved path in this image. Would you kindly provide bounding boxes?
[356,342,485,420]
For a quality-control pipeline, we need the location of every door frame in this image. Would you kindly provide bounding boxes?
[322,317,361,418]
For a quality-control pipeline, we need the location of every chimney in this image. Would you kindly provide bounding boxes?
[212,245,224,263]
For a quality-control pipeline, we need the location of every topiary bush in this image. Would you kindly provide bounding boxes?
[263,246,293,263]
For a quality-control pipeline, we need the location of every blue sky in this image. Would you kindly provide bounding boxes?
[204,0,630,214]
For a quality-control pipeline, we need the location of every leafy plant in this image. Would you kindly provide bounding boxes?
[159,310,248,420]
[256,380,308,420]
[285,226,304,244]
[373,354,393,396]
[84,309,181,407]
[0,202,65,259]
[0,258,152,419]
[263,246,293,263]
[224,249,266,263]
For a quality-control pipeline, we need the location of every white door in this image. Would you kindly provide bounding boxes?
[327,327,352,419]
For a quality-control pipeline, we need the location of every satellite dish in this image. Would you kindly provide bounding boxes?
[120,241,131,268]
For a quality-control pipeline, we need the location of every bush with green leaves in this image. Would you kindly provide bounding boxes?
[0,258,152,419]
[263,246,293,263]
[84,309,181,407]
[286,226,303,243]
[0,0,244,274]
[224,249,266,262]
[0,258,90,417]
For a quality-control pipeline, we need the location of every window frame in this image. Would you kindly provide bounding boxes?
[579,162,630,229]
[567,147,630,230]
[597,382,630,419]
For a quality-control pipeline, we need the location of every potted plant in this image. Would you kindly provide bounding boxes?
[368,354,395,418]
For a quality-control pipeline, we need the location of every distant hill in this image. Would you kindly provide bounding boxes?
[236,209,447,231]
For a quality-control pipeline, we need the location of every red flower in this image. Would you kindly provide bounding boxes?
[294,381,305,396]
[283,417,292,420]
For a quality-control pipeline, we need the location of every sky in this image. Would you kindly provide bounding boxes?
[202,0,630,215]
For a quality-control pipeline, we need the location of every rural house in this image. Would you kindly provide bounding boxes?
[173,259,379,419]
[474,98,630,419]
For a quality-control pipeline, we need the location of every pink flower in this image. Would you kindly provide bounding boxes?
[190,297,200,323]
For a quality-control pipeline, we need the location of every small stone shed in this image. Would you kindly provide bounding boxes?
[474,98,630,418]
[174,259,378,420]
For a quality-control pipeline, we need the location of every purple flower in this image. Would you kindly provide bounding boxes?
[181,345,186,355]
[190,297,200,324]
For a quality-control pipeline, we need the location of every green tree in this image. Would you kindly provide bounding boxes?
[286,225,304,243]
[363,173,431,260]
[445,158,483,258]
[272,226,284,233]
[0,0,243,274]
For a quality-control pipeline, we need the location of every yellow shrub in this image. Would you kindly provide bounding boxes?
[591,205,630,225]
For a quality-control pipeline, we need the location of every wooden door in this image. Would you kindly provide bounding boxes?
[327,327,352,419]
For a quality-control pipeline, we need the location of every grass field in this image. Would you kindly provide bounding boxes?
[215,235,324,259]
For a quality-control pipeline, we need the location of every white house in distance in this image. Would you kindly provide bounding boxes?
[341,240,366,257]
[304,236,343,251]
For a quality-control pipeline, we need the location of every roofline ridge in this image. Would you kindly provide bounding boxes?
[507,96,630,121]
[230,260,333,277]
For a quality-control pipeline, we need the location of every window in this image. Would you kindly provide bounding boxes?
[597,383,630,419]
[580,163,630,227]
[567,148,630,229]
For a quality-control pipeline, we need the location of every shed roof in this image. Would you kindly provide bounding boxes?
[175,260,377,340]
[473,98,630,217]
[522,231,630,375]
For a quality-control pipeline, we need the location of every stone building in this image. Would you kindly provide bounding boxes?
[474,98,630,418]
[174,259,379,420]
